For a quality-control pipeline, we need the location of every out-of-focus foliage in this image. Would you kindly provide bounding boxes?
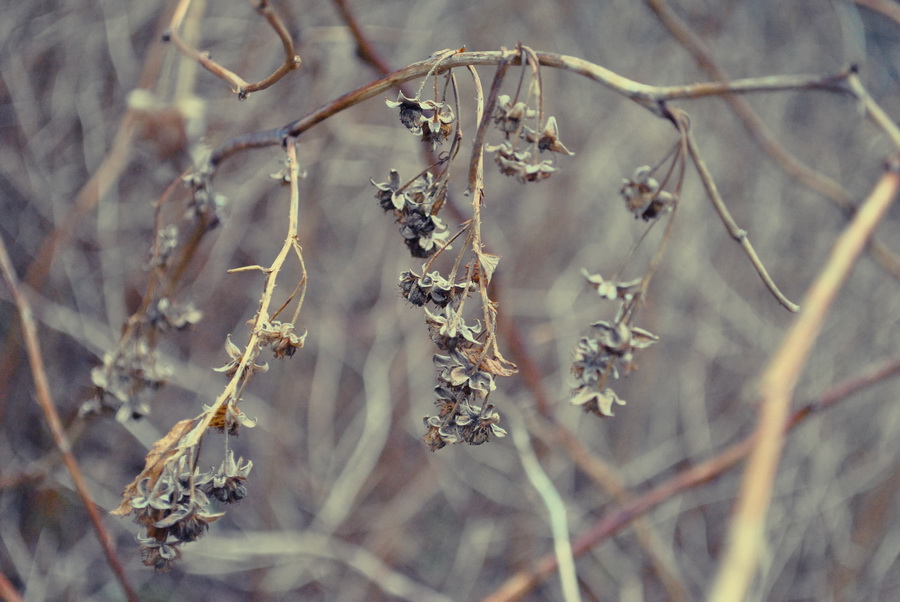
[1,0,898,600]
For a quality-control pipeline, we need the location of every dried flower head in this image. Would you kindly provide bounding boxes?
[257,320,306,358]
[371,170,450,257]
[148,297,203,331]
[571,386,626,417]
[620,165,676,221]
[582,270,642,301]
[204,401,258,436]
[201,450,252,504]
[524,116,574,155]
[494,94,537,134]
[213,335,268,379]
[86,338,170,422]
[487,141,557,183]
[385,92,453,141]
[399,268,469,308]
[423,397,507,451]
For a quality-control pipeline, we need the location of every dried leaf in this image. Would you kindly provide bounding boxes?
[477,251,501,283]
[479,355,518,377]
[110,419,195,516]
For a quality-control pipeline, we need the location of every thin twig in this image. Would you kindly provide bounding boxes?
[0,236,139,602]
[165,0,301,99]
[709,159,900,602]
[483,352,900,602]
[685,127,800,311]
[846,72,900,150]
[330,0,393,77]
[180,138,304,448]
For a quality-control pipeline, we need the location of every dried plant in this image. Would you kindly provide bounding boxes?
[3,2,900,600]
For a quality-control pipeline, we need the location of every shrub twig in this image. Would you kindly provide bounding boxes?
[646,0,900,280]
[0,236,139,602]
[210,51,856,166]
[165,0,302,99]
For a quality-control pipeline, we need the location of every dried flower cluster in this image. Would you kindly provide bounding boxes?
[86,339,169,422]
[112,138,308,570]
[386,91,456,149]
[117,447,252,571]
[570,270,658,417]
[419,304,509,450]
[399,267,470,307]
[486,94,573,183]
[620,165,677,221]
[371,169,450,258]
[86,298,201,422]
[182,166,227,228]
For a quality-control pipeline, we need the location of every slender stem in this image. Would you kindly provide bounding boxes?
[686,127,800,312]
[846,73,900,150]
[182,139,304,448]
[0,237,139,602]
[510,417,581,602]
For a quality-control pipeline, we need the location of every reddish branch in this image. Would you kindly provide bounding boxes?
[0,238,139,602]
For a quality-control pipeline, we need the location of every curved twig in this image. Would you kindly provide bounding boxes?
[646,0,900,280]
[165,0,301,99]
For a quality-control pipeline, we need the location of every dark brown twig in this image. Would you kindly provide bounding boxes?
[330,0,394,78]
[0,236,139,602]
